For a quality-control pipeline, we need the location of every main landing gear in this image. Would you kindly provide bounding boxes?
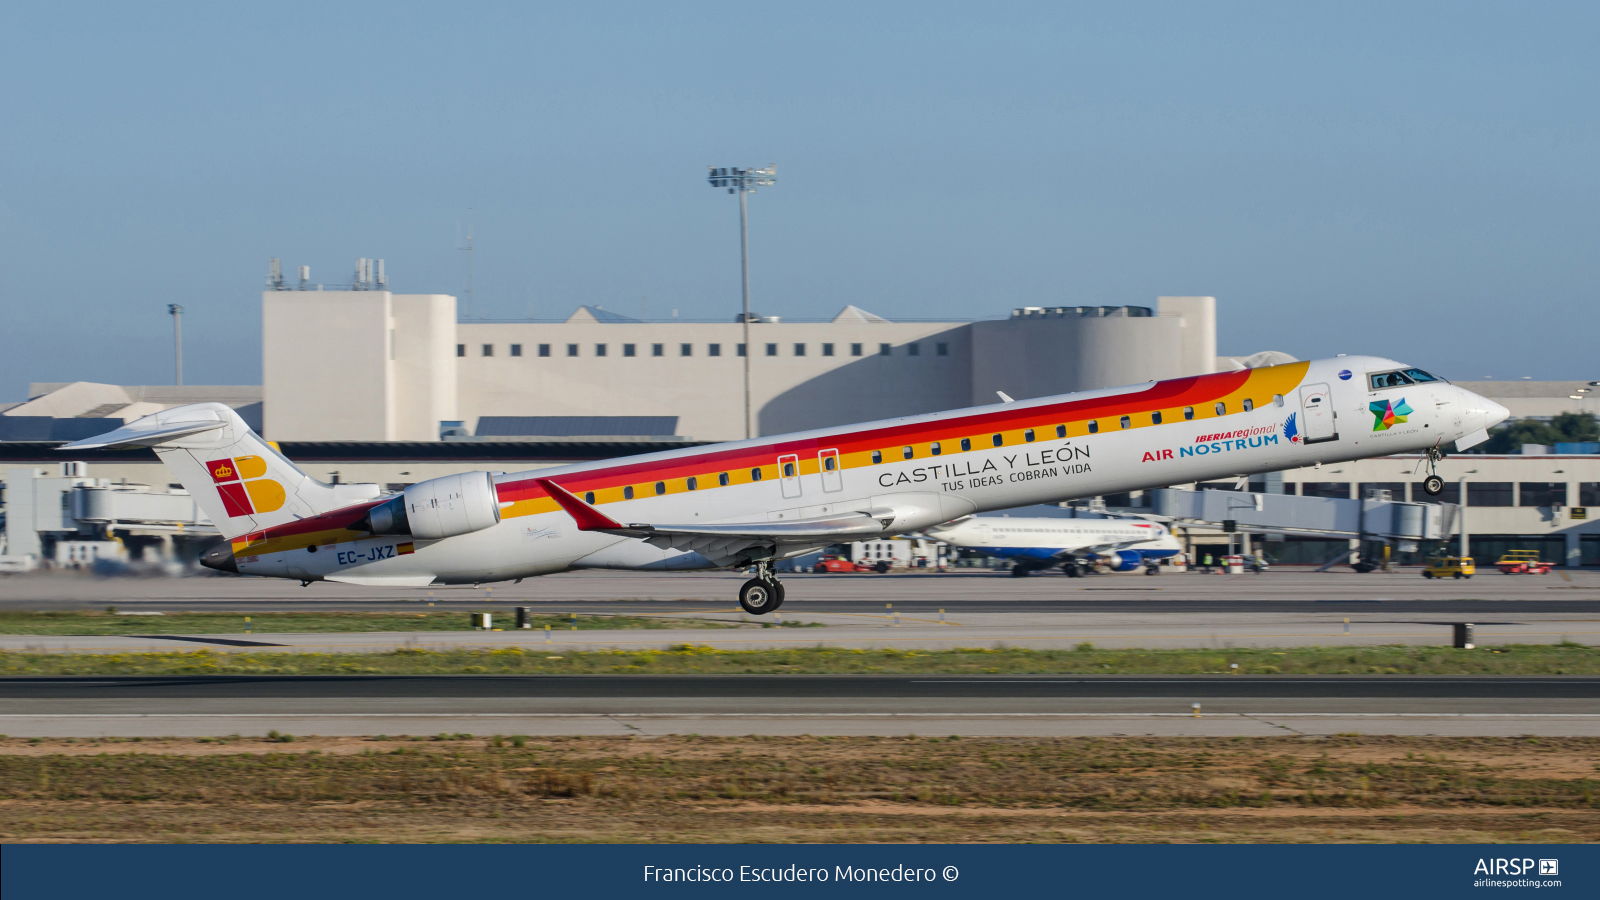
[738,561,785,615]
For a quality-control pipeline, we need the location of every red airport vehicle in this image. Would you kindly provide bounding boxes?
[1494,550,1553,575]
[812,555,876,573]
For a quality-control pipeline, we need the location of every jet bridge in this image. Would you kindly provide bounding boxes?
[1147,487,1458,544]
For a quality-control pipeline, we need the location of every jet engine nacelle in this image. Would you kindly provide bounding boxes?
[1105,550,1143,572]
[361,471,501,541]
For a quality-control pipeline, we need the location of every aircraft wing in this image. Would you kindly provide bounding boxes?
[535,478,892,560]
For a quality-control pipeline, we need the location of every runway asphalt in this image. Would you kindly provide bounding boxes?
[3,675,1596,738]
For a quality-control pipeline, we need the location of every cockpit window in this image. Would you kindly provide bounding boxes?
[1369,370,1414,390]
[1400,368,1440,383]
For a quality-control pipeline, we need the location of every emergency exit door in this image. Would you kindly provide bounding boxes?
[777,454,802,499]
[1298,383,1339,444]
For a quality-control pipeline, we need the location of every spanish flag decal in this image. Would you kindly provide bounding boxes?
[397,542,415,555]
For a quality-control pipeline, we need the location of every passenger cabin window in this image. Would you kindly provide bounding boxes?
[930,442,942,455]
[1151,411,1162,424]
[960,438,972,452]
[1369,370,1414,390]
[1273,394,1283,407]
[687,477,698,490]
[1088,420,1099,433]
[654,481,665,495]
[783,462,796,477]
[991,434,1003,447]
[1119,415,1130,429]
[1055,425,1066,438]
[751,467,763,481]
[718,472,729,486]
[1214,402,1226,415]
[1024,429,1035,442]
[583,492,594,504]
[823,456,836,471]
[1184,406,1194,420]
[902,446,913,459]
[1242,398,1254,412]
[623,486,634,499]
[871,450,883,464]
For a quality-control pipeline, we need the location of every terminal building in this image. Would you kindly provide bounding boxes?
[1,263,1595,568]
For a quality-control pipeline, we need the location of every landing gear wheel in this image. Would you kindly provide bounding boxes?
[771,581,786,609]
[738,578,779,615]
[1063,563,1083,578]
[1423,475,1445,496]
[1011,564,1030,577]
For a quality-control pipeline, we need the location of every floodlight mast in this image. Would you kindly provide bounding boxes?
[707,165,777,439]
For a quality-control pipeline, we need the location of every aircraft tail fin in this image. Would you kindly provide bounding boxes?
[61,403,379,539]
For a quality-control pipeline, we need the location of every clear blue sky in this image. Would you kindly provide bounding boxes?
[2,1,1596,396]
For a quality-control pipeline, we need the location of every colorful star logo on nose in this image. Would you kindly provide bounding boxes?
[1369,397,1412,431]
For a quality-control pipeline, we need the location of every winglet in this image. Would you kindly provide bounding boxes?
[535,478,626,531]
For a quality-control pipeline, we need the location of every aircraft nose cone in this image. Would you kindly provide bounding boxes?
[1459,388,1510,429]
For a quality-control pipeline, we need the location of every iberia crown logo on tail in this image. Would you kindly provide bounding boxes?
[206,455,285,517]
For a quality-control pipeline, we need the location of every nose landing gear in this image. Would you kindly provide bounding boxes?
[738,561,784,615]
[1419,445,1448,496]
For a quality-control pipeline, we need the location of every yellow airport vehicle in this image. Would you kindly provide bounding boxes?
[1421,556,1474,579]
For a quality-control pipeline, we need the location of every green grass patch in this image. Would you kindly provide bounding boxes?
[2,642,1595,676]
[0,610,751,636]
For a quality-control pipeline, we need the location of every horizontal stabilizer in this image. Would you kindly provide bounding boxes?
[59,417,225,450]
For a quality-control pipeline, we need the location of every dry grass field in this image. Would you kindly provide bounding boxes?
[2,735,1596,843]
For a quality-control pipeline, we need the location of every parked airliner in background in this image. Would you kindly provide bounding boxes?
[65,357,1507,614]
[924,516,1182,576]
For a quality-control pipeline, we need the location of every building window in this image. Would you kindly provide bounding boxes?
[709,344,721,357]
[1302,482,1352,499]
[908,343,920,356]
[1411,481,1460,504]
[794,343,806,356]
[1184,406,1194,420]
[1467,482,1513,507]
[1582,483,1600,506]
[652,343,664,357]
[1088,421,1099,433]
[1119,415,1130,429]
[538,344,550,357]
[1055,425,1066,438]
[851,343,863,357]
[482,344,493,356]
[567,344,579,357]
[822,343,834,357]
[456,344,465,357]
[1214,402,1226,415]
[623,486,634,499]
[1151,411,1162,424]
[1359,482,1407,501]
[991,433,1003,447]
[623,344,636,357]
[750,467,763,481]
[871,450,883,464]
[681,343,693,356]
[654,481,665,495]
[1024,429,1035,442]
[596,344,608,357]
[902,446,914,459]
[960,438,971,452]
[765,343,778,356]
[583,492,595,504]
[510,344,522,357]
[737,344,746,357]
[686,476,698,491]
[1242,398,1254,412]
[1520,483,1568,507]
[879,343,892,356]
[718,472,729,486]
[930,442,941,455]
[937,342,948,356]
